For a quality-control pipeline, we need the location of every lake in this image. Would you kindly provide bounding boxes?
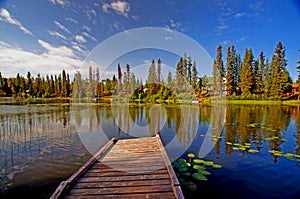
[0,99,300,198]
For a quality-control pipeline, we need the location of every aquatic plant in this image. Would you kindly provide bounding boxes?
[172,153,223,191]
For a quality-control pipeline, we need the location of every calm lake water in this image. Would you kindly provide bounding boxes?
[0,99,300,198]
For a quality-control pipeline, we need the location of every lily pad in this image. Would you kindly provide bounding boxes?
[199,170,211,175]
[192,173,208,181]
[178,166,188,172]
[246,123,256,128]
[294,154,300,159]
[193,165,206,170]
[184,181,197,191]
[232,147,240,150]
[234,143,242,147]
[193,159,205,164]
[212,164,222,168]
[248,149,259,153]
[203,161,214,166]
[273,153,283,157]
[183,172,191,176]
[226,142,233,145]
[186,163,191,167]
[244,143,251,146]
[240,147,246,151]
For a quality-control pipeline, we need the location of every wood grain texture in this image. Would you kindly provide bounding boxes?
[51,134,184,199]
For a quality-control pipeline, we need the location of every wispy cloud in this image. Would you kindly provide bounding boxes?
[222,40,231,45]
[65,17,78,24]
[38,39,74,57]
[82,25,91,32]
[82,32,97,42]
[72,45,84,53]
[234,12,246,18]
[75,35,87,43]
[102,1,131,18]
[237,36,249,43]
[0,40,82,77]
[109,21,122,31]
[217,25,229,30]
[48,30,66,40]
[169,19,181,28]
[54,21,71,34]
[49,0,69,8]
[0,8,32,35]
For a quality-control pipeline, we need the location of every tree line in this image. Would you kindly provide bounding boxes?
[213,41,295,99]
[0,70,71,98]
[0,41,298,100]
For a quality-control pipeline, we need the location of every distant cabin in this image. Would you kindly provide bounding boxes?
[292,84,299,95]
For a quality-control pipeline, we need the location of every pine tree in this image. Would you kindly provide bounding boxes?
[73,71,82,98]
[62,70,68,97]
[253,59,263,97]
[167,71,173,89]
[270,42,291,98]
[263,58,272,97]
[239,48,254,96]
[157,58,161,86]
[233,53,241,95]
[147,59,157,95]
[187,56,192,85]
[192,60,197,91]
[175,57,184,93]
[225,46,234,95]
[213,45,224,96]
[297,50,300,84]
[0,72,2,90]
[117,63,122,93]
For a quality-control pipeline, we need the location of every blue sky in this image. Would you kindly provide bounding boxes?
[0,0,299,81]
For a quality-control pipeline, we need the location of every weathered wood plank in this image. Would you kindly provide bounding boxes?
[83,169,168,177]
[78,173,170,183]
[65,192,175,199]
[156,134,185,199]
[68,184,173,195]
[51,135,184,199]
[73,179,171,189]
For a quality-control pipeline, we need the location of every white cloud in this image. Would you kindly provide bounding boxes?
[170,19,181,28]
[0,40,82,77]
[82,32,97,42]
[109,21,122,31]
[49,0,69,7]
[48,30,66,40]
[75,35,87,43]
[82,25,91,32]
[102,3,110,13]
[54,21,71,34]
[222,40,231,45]
[0,8,32,35]
[38,39,75,57]
[217,25,228,30]
[237,36,249,43]
[235,12,246,18]
[102,1,131,18]
[65,17,78,24]
[72,45,84,53]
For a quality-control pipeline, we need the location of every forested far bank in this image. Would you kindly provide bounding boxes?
[0,41,299,101]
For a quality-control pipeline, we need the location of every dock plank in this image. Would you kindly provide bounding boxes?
[50,134,184,199]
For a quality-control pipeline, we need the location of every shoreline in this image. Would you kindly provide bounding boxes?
[0,97,299,106]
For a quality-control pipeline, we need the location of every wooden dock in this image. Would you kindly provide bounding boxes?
[51,134,184,199]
